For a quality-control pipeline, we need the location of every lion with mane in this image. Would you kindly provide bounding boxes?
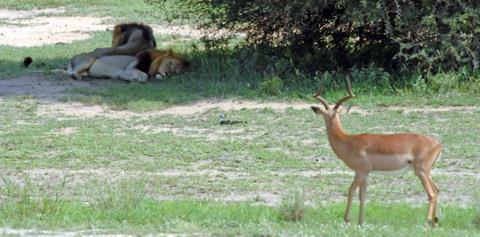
[68,49,189,82]
[67,23,157,79]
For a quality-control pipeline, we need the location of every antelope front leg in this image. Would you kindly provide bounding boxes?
[359,176,368,225]
[344,173,365,223]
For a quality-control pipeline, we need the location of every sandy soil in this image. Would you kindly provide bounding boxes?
[0,8,207,47]
[0,75,95,103]
[0,8,111,47]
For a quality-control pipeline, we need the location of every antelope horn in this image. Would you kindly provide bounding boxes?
[314,87,330,110]
[333,75,355,110]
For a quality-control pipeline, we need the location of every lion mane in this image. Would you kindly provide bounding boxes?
[111,22,156,50]
[136,49,190,78]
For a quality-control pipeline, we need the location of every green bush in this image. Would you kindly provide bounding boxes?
[260,75,284,96]
[146,0,480,74]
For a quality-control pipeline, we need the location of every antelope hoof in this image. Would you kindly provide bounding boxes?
[426,219,436,228]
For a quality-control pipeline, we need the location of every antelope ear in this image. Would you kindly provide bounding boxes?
[311,106,325,115]
[148,58,162,76]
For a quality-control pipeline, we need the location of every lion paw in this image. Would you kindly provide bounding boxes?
[121,70,148,82]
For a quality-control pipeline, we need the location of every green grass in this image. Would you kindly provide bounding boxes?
[0,198,478,236]
[0,97,478,210]
[1,178,479,236]
[61,46,480,110]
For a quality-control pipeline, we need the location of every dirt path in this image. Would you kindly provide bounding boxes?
[1,76,479,118]
[0,75,369,118]
[0,75,95,103]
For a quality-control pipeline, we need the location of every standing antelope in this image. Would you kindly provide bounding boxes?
[310,77,442,227]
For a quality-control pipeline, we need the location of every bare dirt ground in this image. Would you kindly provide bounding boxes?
[0,8,110,47]
[0,75,326,117]
[0,75,95,103]
[1,75,479,118]
[0,8,205,47]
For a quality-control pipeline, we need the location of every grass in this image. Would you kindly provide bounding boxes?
[279,188,306,222]
[0,97,479,226]
[0,197,478,236]
[0,0,480,235]
[61,47,480,111]
[1,178,479,236]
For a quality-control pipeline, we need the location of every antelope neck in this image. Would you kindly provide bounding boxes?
[325,115,348,142]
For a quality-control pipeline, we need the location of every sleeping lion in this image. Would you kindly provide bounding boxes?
[68,23,156,79]
[67,49,190,82]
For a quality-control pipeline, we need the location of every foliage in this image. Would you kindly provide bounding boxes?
[146,0,480,76]
[260,75,284,96]
[143,0,214,24]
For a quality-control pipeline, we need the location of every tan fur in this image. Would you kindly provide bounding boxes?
[311,78,441,227]
[68,23,156,79]
[140,49,189,78]
[67,49,188,82]
[111,25,123,47]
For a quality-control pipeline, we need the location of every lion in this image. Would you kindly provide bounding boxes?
[67,49,189,82]
[67,23,156,79]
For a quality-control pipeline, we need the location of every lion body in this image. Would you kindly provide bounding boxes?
[68,23,156,79]
[87,55,148,82]
[68,49,189,82]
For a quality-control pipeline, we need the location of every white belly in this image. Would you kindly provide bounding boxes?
[373,165,412,176]
[368,154,413,175]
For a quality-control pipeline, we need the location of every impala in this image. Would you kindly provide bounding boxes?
[310,77,442,226]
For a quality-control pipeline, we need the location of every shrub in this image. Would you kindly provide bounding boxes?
[260,75,283,96]
[279,189,306,222]
[146,0,480,74]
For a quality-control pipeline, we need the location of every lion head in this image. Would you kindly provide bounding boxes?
[147,49,189,80]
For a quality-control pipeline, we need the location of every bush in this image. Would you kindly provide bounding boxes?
[260,75,283,96]
[279,189,306,222]
[146,0,480,74]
